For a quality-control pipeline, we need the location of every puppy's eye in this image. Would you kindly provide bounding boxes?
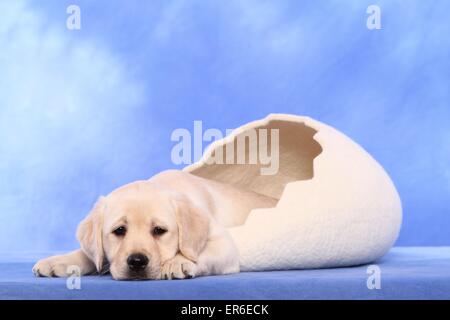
[113,226,126,236]
[153,226,167,236]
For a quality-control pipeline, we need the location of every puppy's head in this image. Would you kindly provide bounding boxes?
[76,181,209,280]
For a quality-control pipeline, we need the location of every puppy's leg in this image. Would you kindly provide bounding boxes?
[160,226,239,280]
[195,228,240,277]
[33,249,96,277]
[160,254,197,280]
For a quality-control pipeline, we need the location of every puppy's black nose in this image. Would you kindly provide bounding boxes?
[127,253,149,270]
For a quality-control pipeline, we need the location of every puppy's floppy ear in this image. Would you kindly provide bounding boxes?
[175,197,210,262]
[76,196,105,272]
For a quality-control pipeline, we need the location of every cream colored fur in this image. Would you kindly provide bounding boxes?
[32,170,276,280]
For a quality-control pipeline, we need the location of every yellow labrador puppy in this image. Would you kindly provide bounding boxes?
[32,170,276,280]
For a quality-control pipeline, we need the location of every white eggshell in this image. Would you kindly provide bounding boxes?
[184,114,402,271]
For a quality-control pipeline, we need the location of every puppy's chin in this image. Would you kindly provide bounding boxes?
[124,272,150,280]
[110,265,160,281]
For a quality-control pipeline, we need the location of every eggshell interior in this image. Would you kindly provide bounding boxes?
[184,114,402,271]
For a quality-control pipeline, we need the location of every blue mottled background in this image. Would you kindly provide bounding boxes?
[0,0,449,251]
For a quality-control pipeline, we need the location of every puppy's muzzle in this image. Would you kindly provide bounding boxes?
[127,253,149,271]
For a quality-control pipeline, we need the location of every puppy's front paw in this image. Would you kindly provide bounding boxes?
[160,254,197,280]
[32,256,73,277]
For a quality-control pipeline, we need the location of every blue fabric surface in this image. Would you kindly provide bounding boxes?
[1,247,449,300]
